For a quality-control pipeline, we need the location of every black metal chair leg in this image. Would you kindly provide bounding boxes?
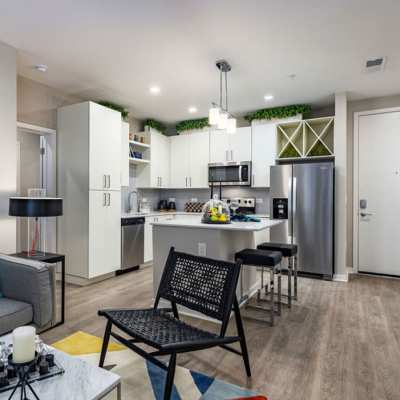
[233,297,252,377]
[99,320,112,368]
[164,353,177,400]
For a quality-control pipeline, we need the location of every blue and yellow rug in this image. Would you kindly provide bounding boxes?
[52,331,260,400]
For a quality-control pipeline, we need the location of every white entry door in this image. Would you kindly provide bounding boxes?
[357,110,400,275]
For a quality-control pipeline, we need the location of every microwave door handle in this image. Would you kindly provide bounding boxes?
[238,165,242,183]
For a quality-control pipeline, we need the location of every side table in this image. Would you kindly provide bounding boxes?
[10,252,65,330]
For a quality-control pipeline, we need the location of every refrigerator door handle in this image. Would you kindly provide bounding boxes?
[292,177,297,242]
[288,177,292,237]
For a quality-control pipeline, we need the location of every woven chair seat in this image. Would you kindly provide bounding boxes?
[101,308,218,349]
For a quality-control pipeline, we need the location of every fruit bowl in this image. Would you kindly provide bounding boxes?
[201,198,231,225]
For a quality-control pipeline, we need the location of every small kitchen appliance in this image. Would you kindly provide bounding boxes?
[208,162,251,186]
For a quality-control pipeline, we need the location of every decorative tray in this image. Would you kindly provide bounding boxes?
[0,355,65,393]
[201,219,232,225]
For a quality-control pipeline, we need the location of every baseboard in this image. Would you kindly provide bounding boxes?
[333,273,348,282]
[65,272,115,286]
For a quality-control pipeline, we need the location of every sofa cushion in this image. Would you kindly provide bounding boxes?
[0,298,33,335]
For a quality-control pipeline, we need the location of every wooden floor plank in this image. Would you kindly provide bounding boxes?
[41,267,400,400]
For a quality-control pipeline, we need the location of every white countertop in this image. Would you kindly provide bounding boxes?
[150,215,281,232]
[121,211,270,219]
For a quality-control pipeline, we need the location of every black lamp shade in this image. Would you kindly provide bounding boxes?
[9,197,63,217]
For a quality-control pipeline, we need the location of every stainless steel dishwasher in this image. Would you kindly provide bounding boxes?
[121,217,145,272]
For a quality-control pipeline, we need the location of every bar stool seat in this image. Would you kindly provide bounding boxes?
[235,249,282,326]
[257,242,297,257]
[235,248,282,267]
[257,242,298,305]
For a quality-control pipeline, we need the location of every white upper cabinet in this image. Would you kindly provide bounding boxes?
[170,130,210,189]
[210,127,251,163]
[89,102,121,191]
[210,130,230,163]
[251,121,276,188]
[189,130,210,188]
[121,121,130,187]
[136,128,170,188]
[251,117,302,187]
[230,127,251,162]
[170,135,190,188]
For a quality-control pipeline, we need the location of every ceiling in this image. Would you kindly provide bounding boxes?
[0,0,399,123]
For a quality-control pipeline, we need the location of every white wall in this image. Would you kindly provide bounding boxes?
[0,42,17,253]
[334,93,348,279]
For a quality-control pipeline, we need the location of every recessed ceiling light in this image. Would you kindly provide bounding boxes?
[264,95,274,101]
[149,85,161,95]
[188,106,197,113]
[288,73,296,79]
[35,64,48,73]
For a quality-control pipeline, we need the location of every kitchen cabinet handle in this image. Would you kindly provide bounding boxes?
[161,177,162,187]
[103,193,107,206]
[185,177,188,187]
[252,174,255,186]
[108,175,111,188]
[103,175,107,189]
[107,193,111,206]
[225,150,228,161]
[231,150,233,161]
[189,177,192,187]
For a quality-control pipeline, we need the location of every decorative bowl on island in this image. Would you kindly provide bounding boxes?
[201,198,231,224]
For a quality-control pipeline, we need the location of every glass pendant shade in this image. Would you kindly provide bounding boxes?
[208,107,220,126]
[217,112,228,130]
[226,117,237,134]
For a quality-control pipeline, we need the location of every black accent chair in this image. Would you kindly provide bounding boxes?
[98,247,251,400]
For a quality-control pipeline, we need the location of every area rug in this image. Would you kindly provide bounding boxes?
[52,331,265,400]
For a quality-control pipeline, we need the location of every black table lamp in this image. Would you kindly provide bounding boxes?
[9,197,63,257]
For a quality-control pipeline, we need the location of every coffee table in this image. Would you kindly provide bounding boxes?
[0,334,121,400]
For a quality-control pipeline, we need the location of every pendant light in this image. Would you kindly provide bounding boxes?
[208,59,236,133]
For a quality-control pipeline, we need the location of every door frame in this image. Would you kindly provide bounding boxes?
[352,106,400,273]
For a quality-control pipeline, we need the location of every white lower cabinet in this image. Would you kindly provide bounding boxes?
[144,215,175,263]
[89,190,121,278]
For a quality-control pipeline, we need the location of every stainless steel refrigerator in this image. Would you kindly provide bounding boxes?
[270,162,334,278]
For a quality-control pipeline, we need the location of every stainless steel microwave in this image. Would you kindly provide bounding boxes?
[208,162,251,186]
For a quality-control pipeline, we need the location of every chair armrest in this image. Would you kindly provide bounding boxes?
[0,255,55,328]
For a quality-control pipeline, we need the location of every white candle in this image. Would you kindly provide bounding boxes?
[12,326,36,363]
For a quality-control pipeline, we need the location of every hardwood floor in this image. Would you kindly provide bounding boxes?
[42,267,400,400]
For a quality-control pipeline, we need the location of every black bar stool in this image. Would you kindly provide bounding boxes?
[235,248,282,326]
[257,242,298,307]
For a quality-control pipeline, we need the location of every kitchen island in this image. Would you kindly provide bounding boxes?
[151,215,282,319]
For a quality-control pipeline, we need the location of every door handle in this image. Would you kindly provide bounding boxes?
[360,212,373,217]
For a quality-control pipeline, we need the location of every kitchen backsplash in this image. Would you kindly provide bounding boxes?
[121,165,271,215]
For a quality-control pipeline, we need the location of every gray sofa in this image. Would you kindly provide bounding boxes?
[0,255,56,335]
